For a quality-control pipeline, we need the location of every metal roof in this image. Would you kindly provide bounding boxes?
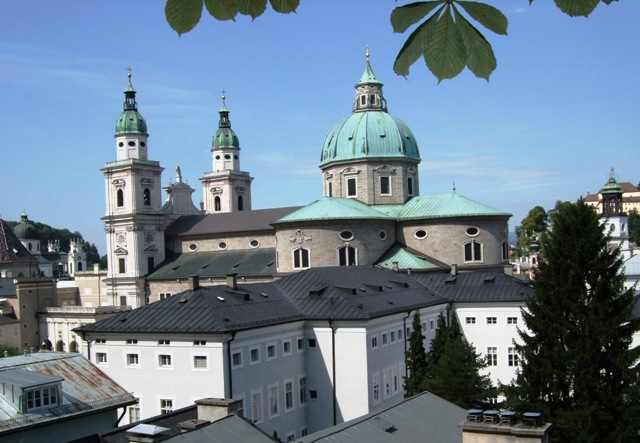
[0,368,62,389]
[376,244,446,271]
[413,268,534,303]
[0,219,37,265]
[0,352,135,429]
[275,198,392,224]
[299,391,465,443]
[163,415,274,443]
[147,248,275,281]
[166,206,301,237]
[0,278,16,297]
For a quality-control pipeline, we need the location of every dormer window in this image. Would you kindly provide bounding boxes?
[25,384,60,411]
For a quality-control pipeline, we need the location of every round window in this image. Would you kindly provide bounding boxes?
[379,230,387,240]
[140,141,146,147]
[339,231,354,241]
[128,141,136,147]
[219,242,227,250]
[465,227,479,237]
[188,243,197,251]
[224,154,231,160]
[215,155,220,160]
[234,155,238,159]
[414,229,427,239]
[118,142,124,147]
[250,240,259,248]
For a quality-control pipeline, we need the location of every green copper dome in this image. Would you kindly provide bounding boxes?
[600,168,622,195]
[115,72,148,135]
[320,53,420,167]
[212,100,240,150]
[13,212,38,239]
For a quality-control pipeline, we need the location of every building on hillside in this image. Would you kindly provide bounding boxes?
[101,54,511,308]
[75,266,532,437]
[585,177,640,215]
[0,219,38,279]
[67,237,88,277]
[0,352,136,443]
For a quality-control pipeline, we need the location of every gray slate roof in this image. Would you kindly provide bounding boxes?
[0,368,62,389]
[299,391,465,443]
[147,248,275,281]
[166,206,301,237]
[412,268,534,303]
[0,278,16,298]
[164,414,274,443]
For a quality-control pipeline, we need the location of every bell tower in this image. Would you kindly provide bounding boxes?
[102,69,165,308]
[200,92,253,214]
[599,168,631,260]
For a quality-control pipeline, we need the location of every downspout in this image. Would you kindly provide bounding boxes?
[329,320,337,426]
[226,332,236,399]
[403,310,413,378]
[115,405,127,427]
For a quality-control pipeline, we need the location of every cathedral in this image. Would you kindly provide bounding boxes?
[103,55,511,308]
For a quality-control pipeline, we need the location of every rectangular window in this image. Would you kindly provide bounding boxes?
[268,384,279,418]
[308,339,316,348]
[193,355,207,369]
[118,258,126,274]
[487,347,498,366]
[380,176,391,195]
[299,377,307,405]
[251,391,263,423]
[507,317,518,325]
[193,340,207,346]
[160,293,171,301]
[147,256,155,273]
[372,373,380,403]
[328,181,333,197]
[398,329,403,339]
[158,339,170,345]
[430,320,435,330]
[120,295,128,306]
[96,352,108,364]
[465,317,476,324]
[95,339,106,344]
[129,405,140,423]
[126,353,139,367]
[250,347,260,364]
[27,390,34,409]
[297,337,303,352]
[390,331,396,343]
[486,317,497,325]
[382,333,388,345]
[126,339,138,344]
[50,386,57,406]
[285,381,294,411]
[35,390,41,408]
[283,339,292,356]
[508,347,520,367]
[232,351,242,368]
[160,399,173,415]
[408,176,414,196]
[371,335,378,349]
[158,354,172,368]
[43,388,50,406]
[346,177,357,197]
[267,344,276,360]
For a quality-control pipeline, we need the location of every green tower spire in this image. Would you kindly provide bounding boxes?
[115,67,148,135]
[212,91,239,150]
[358,47,382,86]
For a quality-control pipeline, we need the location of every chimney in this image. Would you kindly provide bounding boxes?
[195,398,243,423]
[462,410,551,443]
[226,273,238,290]
[126,424,170,443]
[450,264,458,276]
[392,261,399,272]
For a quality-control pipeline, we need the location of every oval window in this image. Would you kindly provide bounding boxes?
[224,154,231,160]
[339,231,354,241]
[218,242,227,250]
[215,155,221,160]
[234,155,238,159]
[414,229,427,239]
[465,227,479,237]
[188,243,197,251]
[118,142,124,147]
[379,230,387,240]
[250,240,259,248]
[140,141,146,147]
[128,141,136,147]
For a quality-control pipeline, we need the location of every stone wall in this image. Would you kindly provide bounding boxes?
[275,220,396,273]
[399,217,509,266]
[179,232,274,253]
[148,275,276,303]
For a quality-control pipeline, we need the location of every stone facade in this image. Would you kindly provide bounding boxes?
[179,232,275,253]
[321,160,419,205]
[275,221,397,273]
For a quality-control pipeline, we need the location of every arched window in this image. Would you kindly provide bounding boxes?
[143,188,151,206]
[238,195,244,211]
[464,240,483,263]
[293,248,310,269]
[77,261,83,272]
[69,341,78,353]
[117,189,124,207]
[338,245,357,266]
[55,340,64,352]
[214,196,221,212]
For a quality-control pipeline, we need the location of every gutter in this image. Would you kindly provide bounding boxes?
[329,320,337,426]
[226,332,236,399]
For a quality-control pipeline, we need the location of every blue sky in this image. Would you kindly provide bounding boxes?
[1,1,638,253]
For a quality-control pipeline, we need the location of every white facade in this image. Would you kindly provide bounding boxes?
[67,238,88,277]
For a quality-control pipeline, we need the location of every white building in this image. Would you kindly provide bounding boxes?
[76,266,531,439]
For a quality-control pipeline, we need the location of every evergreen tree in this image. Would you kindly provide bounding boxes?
[423,313,494,408]
[511,200,640,442]
[629,209,640,246]
[404,311,428,397]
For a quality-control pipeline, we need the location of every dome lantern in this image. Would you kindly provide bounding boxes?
[353,48,387,113]
[115,68,148,136]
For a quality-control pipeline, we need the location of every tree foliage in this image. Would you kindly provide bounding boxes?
[508,200,640,442]
[405,311,429,397]
[514,205,548,258]
[0,345,20,357]
[422,313,494,408]
[628,209,640,246]
[163,0,620,82]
